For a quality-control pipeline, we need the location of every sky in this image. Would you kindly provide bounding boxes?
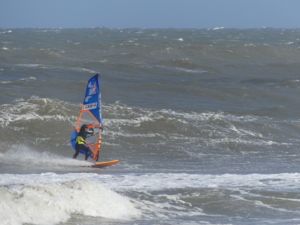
[0,0,300,29]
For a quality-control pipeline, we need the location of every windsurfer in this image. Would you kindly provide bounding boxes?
[73,124,94,160]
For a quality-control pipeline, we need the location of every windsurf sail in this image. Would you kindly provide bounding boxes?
[70,74,103,161]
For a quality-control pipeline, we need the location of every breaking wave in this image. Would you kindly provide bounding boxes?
[0,173,140,225]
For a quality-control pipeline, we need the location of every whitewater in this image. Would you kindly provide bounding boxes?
[1,28,300,225]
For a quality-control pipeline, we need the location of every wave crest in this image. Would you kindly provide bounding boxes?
[0,173,140,225]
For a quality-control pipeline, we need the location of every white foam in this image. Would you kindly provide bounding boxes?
[0,96,75,127]
[1,171,300,224]
[36,29,61,33]
[155,65,207,74]
[0,81,12,84]
[208,137,289,147]
[104,103,285,147]
[244,43,256,47]
[105,103,259,126]
[0,173,140,225]
[285,41,294,45]
[96,173,300,192]
[0,76,37,84]
[99,59,108,63]
[0,30,12,34]
[212,27,225,31]
[15,63,43,68]
[69,67,97,74]
[174,67,207,74]
[108,130,162,138]
[78,67,97,73]
[14,63,96,74]
[0,145,92,167]
[93,172,300,220]
[19,76,37,81]
[162,110,258,123]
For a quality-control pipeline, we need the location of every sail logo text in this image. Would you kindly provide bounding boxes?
[88,82,97,95]
[83,103,97,110]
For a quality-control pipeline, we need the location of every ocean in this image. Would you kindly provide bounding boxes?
[1,28,300,225]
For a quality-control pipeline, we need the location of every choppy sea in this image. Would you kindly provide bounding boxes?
[1,28,300,225]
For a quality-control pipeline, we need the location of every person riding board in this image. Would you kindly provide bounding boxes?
[73,124,94,160]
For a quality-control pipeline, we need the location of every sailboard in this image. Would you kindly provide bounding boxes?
[70,74,119,167]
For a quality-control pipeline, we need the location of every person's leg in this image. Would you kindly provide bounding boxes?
[84,146,92,160]
[73,144,81,159]
[85,149,89,160]
[73,149,79,159]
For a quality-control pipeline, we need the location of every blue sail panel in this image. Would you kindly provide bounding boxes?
[82,74,102,123]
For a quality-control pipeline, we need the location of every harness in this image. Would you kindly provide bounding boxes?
[76,135,86,145]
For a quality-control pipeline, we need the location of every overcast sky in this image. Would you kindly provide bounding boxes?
[0,0,299,28]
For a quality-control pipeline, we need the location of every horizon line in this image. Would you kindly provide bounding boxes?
[1,26,300,30]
